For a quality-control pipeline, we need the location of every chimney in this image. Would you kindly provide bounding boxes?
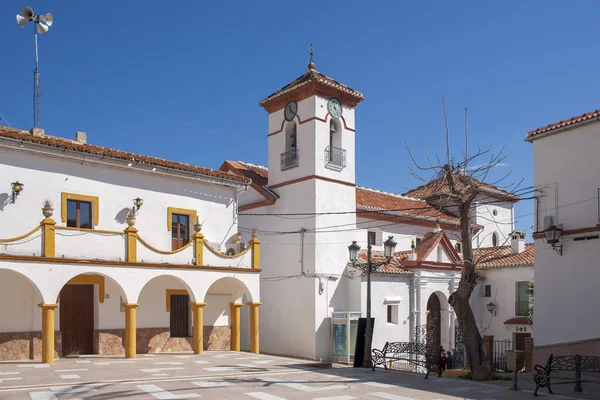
[510,231,526,254]
[75,131,87,144]
[29,127,44,137]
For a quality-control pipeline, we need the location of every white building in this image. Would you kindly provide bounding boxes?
[0,126,261,362]
[219,61,529,362]
[527,108,600,363]
[473,231,534,351]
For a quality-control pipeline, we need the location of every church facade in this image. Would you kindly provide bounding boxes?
[220,61,531,361]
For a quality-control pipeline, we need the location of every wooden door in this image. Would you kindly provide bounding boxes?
[60,284,94,355]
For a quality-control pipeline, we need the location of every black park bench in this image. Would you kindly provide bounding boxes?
[372,341,440,379]
[534,354,600,396]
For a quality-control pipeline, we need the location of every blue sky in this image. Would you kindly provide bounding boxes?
[2,1,600,238]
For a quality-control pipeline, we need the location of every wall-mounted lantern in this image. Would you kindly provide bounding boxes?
[11,181,24,203]
[544,224,563,256]
[486,302,496,316]
[133,197,144,213]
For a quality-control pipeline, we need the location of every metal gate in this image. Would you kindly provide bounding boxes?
[492,340,514,371]
[454,324,466,369]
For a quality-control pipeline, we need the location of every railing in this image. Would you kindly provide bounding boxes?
[325,146,346,170]
[515,300,529,316]
[280,149,298,170]
[492,340,514,371]
[0,218,261,270]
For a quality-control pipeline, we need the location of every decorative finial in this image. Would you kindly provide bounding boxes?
[411,238,415,250]
[251,228,258,240]
[308,43,316,70]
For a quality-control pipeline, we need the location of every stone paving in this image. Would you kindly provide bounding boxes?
[0,351,588,399]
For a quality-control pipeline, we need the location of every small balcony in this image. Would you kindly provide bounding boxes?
[281,149,298,170]
[325,146,346,171]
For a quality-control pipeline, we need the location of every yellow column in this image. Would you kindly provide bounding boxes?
[41,218,56,257]
[190,302,206,354]
[38,304,58,363]
[125,227,138,262]
[193,232,205,266]
[249,229,260,269]
[124,303,138,358]
[229,303,243,351]
[247,302,261,354]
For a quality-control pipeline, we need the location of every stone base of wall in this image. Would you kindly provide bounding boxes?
[0,326,230,361]
[534,337,600,366]
[97,326,231,355]
[0,331,62,361]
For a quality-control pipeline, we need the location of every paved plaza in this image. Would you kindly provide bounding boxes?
[0,351,579,400]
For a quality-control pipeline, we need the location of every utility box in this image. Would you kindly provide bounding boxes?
[506,350,525,372]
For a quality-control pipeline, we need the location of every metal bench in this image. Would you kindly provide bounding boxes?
[372,341,440,379]
[534,354,600,396]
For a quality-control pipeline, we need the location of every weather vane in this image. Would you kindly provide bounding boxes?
[308,43,315,70]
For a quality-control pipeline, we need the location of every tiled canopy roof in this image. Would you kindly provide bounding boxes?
[259,67,364,107]
[0,126,251,184]
[475,243,534,269]
[403,174,520,202]
[224,160,460,226]
[527,107,600,140]
[504,317,532,325]
[356,187,460,225]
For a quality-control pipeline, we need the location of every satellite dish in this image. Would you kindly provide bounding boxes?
[21,6,34,19]
[37,23,49,35]
[16,14,29,27]
[39,13,53,26]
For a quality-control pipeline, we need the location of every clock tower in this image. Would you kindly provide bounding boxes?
[257,60,365,361]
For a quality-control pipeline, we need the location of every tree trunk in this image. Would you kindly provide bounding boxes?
[448,201,491,380]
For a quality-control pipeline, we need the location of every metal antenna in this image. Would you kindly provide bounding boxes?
[16,6,53,128]
[464,107,469,174]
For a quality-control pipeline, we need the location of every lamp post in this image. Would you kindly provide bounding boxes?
[348,236,396,368]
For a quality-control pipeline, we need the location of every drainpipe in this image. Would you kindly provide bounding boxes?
[409,274,415,343]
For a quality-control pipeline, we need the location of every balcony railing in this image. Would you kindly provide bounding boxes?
[515,300,530,316]
[325,146,346,170]
[280,149,298,170]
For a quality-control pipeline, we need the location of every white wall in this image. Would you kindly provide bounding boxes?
[364,275,412,352]
[474,199,515,248]
[0,270,44,332]
[532,123,600,346]
[473,266,533,341]
[0,146,240,263]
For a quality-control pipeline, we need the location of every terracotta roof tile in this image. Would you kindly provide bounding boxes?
[504,317,532,325]
[527,108,600,140]
[475,243,534,269]
[0,126,251,185]
[356,187,460,225]
[260,68,364,106]
[224,161,269,187]
[355,249,412,275]
[403,175,519,202]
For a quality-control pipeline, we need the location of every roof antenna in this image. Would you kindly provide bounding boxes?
[16,6,53,129]
[308,43,315,70]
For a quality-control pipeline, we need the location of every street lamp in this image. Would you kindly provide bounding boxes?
[543,225,563,256]
[348,235,397,368]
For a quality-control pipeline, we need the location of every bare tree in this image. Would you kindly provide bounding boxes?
[405,101,518,380]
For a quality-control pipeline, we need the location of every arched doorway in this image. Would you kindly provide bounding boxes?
[426,293,441,354]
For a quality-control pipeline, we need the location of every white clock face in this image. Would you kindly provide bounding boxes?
[328,98,342,119]
[284,101,298,121]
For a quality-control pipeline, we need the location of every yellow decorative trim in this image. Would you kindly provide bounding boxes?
[38,304,58,363]
[190,302,206,354]
[194,232,204,266]
[55,226,122,235]
[0,225,41,243]
[67,275,106,304]
[137,234,193,254]
[61,192,100,227]
[41,219,55,258]
[166,289,189,312]
[125,226,138,262]
[247,301,261,354]
[124,303,138,358]
[249,238,260,269]
[204,241,252,259]
[167,207,197,231]
[230,302,243,351]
